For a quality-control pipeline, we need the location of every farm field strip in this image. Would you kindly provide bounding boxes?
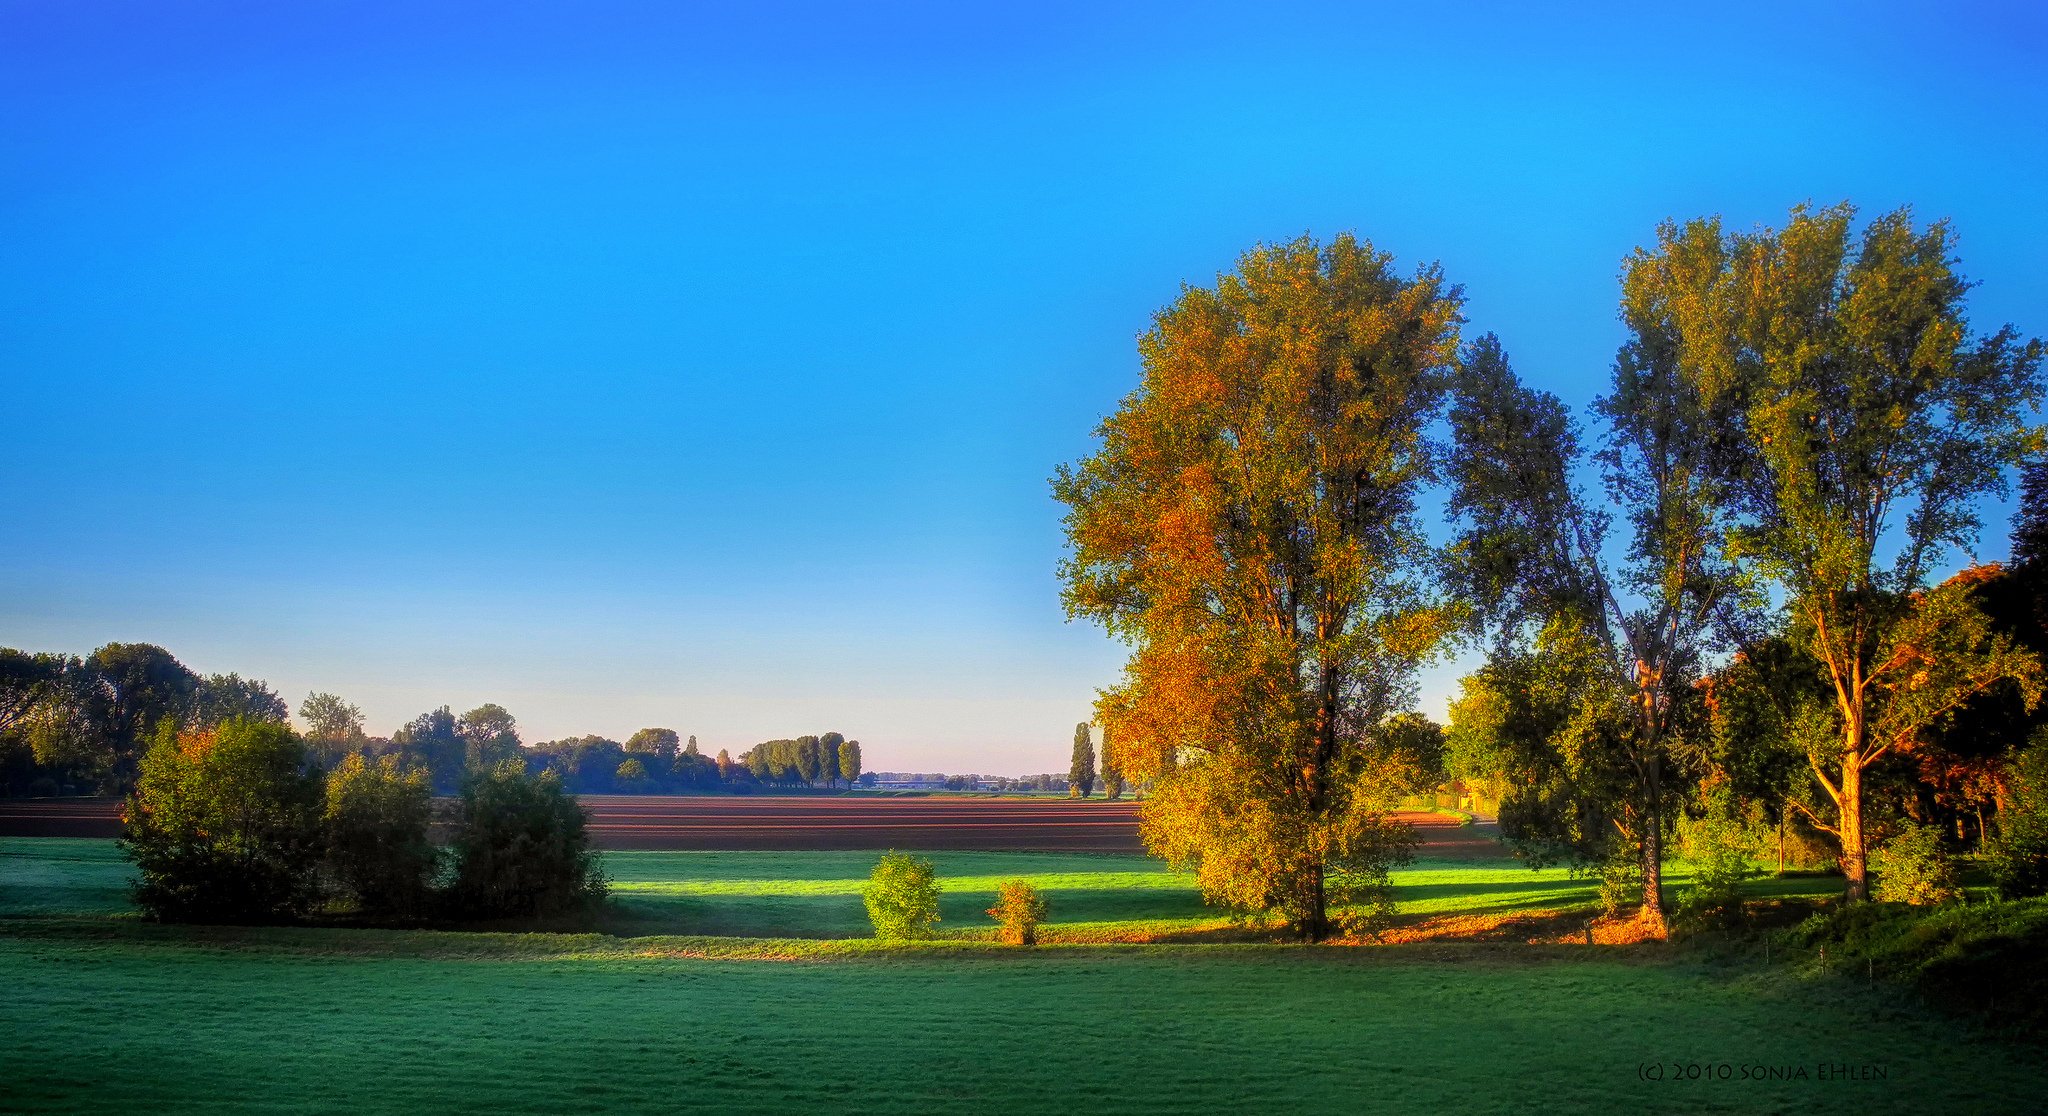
[0,796,1483,856]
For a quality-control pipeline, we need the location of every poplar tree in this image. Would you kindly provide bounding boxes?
[1639,203,2044,900]
[1068,723,1096,798]
[1057,233,1461,939]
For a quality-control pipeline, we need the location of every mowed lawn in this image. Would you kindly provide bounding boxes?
[4,838,2041,1114]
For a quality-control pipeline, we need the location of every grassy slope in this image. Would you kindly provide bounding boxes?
[4,839,2040,1114]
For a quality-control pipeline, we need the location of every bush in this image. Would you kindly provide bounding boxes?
[987,879,1048,945]
[445,761,608,920]
[863,851,940,940]
[1597,855,1641,920]
[1870,824,1962,906]
[119,717,325,923]
[1674,814,1755,932]
[1990,745,2048,899]
[324,753,438,919]
[1783,897,2048,1034]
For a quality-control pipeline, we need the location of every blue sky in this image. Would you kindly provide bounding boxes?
[3,2,2044,774]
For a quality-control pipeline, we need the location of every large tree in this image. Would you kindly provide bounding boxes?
[1645,203,2044,900]
[1445,330,1737,926]
[1056,233,1462,940]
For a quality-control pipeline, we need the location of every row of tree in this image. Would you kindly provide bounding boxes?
[122,716,606,924]
[1058,203,2048,940]
[0,654,867,799]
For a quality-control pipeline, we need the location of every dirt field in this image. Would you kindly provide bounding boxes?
[0,795,1497,855]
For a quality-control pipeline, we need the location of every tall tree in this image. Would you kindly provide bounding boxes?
[82,643,200,785]
[456,704,522,772]
[794,735,824,785]
[1644,203,2045,900]
[298,691,367,759]
[1445,330,1736,925]
[1056,233,1462,940]
[837,739,862,787]
[1068,723,1096,798]
[820,731,845,787]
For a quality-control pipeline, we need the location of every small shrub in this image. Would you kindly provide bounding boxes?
[1597,856,1641,920]
[1990,745,2048,899]
[987,879,1048,945]
[1870,824,1961,906]
[120,717,326,923]
[863,851,940,940]
[445,761,608,920]
[324,753,438,919]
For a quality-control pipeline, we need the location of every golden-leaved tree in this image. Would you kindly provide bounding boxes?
[1054,234,1462,940]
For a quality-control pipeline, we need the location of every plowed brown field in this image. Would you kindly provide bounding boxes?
[0,795,1496,855]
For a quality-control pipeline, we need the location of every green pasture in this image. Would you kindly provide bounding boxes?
[3,838,1815,939]
[3,838,2040,1113]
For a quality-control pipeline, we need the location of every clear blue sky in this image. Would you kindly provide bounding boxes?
[3,2,2043,774]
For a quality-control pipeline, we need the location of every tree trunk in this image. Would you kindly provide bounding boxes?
[1302,860,1328,942]
[1640,751,1666,932]
[1840,749,1868,902]
[1777,804,1787,876]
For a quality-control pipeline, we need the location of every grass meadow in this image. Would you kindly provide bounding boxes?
[4,837,2044,1113]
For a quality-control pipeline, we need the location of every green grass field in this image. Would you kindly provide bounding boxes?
[4,838,2043,1113]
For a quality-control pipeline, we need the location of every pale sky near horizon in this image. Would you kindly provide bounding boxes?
[4,2,2045,775]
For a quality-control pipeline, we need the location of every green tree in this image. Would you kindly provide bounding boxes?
[1056,233,1459,940]
[1642,204,2045,901]
[446,761,607,919]
[393,707,464,793]
[298,691,367,764]
[193,673,289,729]
[119,717,325,923]
[820,731,845,786]
[863,851,940,940]
[83,642,201,786]
[323,753,436,919]
[794,735,823,784]
[624,728,679,762]
[838,739,862,787]
[1445,330,1736,925]
[1068,723,1096,798]
[457,704,522,772]
[683,734,701,757]
[615,757,649,785]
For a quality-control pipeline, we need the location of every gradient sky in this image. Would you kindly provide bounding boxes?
[3,2,2044,775]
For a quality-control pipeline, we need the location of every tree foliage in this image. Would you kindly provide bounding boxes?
[1445,325,1736,923]
[863,851,940,940]
[987,879,1049,945]
[445,761,608,920]
[1068,723,1096,798]
[323,753,436,919]
[1057,233,1459,939]
[119,717,325,923]
[1634,203,2045,899]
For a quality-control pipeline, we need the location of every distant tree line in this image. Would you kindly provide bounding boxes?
[0,655,866,800]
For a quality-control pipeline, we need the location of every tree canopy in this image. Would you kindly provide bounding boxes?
[1056,233,1461,939]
